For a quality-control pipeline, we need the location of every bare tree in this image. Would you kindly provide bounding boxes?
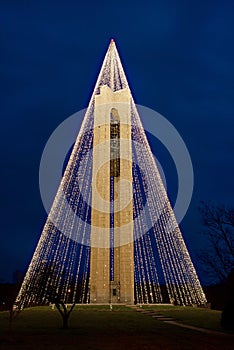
[49,293,76,329]
[198,202,234,284]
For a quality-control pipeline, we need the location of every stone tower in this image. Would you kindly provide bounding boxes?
[90,82,134,304]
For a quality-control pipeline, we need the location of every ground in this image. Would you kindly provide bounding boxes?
[0,305,233,350]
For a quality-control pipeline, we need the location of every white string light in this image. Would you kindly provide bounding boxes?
[15,40,206,308]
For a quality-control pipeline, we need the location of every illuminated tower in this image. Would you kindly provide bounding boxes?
[15,39,207,308]
[90,85,134,303]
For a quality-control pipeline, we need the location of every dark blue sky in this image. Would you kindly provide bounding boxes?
[0,0,233,284]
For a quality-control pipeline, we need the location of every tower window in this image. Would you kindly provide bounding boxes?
[110,108,120,177]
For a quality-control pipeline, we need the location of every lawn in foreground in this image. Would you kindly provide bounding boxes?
[0,306,233,350]
[142,305,225,332]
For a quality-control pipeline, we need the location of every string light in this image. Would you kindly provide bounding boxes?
[15,40,206,308]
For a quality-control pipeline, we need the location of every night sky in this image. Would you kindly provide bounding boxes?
[1,0,233,285]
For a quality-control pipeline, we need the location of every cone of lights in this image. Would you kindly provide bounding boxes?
[15,40,206,308]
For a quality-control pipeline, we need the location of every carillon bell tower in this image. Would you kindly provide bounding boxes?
[90,81,134,304]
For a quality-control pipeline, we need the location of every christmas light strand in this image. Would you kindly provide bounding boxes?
[15,40,206,308]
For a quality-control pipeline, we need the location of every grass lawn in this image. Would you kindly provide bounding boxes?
[142,305,226,332]
[0,305,233,350]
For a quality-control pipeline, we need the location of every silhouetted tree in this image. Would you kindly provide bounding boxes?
[37,261,76,329]
[49,292,76,329]
[198,202,234,283]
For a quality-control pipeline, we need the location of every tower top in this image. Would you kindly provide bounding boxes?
[87,37,129,94]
